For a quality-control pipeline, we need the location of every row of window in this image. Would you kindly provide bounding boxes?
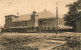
[40,20,55,26]
[12,21,28,27]
[40,27,55,30]
[39,19,64,26]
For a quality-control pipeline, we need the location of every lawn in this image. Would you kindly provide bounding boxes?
[0,32,80,50]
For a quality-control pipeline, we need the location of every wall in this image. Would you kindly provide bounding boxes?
[38,18,57,27]
[11,20,32,27]
[5,15,18,29]
[75,21,81,32]
[31,12,39,27]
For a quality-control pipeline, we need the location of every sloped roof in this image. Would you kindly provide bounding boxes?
[13,10,55,22]
[12,14,31,22]
[37,11,55,18]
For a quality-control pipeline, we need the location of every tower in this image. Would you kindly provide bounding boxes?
[31,11,39,27]
[5,15,17,29]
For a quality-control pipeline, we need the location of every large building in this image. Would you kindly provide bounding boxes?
[4,10,72,32]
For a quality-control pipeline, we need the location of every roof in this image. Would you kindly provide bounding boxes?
[37,11,55,18]
[12,14,31,22]
[12,10,55,22]
[5,15,17,17]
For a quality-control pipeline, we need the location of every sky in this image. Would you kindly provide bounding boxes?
[0,0,77,26]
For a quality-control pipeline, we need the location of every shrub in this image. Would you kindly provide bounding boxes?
[66,37,81,49]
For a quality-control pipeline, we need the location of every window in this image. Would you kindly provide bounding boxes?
[42,20,47,25]
[32,27,34,30]
[19,22,22,26]
[25,21,27,25]
[48,27,50,30]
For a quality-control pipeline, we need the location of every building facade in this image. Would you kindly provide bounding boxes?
[4,10,72,32]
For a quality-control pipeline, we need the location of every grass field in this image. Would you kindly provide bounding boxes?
[0,32,81,50]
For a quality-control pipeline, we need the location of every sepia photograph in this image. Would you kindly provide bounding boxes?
[0,0,81,50]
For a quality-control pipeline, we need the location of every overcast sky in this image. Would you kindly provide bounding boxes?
[0,0,77,26]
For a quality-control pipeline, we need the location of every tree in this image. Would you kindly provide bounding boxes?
[66,37,81,50]
[64,1,81,31]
